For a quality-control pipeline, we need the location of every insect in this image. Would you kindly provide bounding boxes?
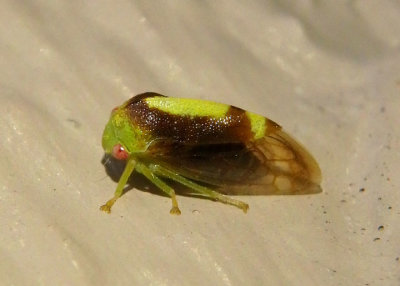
[100,92,322,215]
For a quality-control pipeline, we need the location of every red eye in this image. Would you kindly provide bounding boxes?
[112,144,129,160]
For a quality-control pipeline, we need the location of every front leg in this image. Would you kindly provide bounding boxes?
[100,157,137,213]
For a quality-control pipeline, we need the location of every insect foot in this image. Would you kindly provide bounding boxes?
[240,202,250,213]
[99,204,111,213]
[170,206,182,215]
[99,198,116,214]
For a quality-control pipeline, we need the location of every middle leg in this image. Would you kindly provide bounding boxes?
[135,162,181,215]
[149,164,249,213]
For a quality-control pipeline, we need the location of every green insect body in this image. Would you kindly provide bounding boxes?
[101,92,322,215]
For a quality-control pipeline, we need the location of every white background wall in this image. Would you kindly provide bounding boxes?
[1,1,399,285]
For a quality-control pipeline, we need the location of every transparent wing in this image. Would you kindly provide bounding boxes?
[139,129,322,196]
[224,129,322,195]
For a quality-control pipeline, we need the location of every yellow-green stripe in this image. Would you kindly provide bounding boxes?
[246,112,266,139]
[145,97,230,118]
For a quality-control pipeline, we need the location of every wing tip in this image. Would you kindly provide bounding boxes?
[272,129,323,194]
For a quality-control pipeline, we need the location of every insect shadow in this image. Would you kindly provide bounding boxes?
[101,154,212,201]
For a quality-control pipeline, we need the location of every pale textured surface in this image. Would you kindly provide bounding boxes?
[1,1,399,285]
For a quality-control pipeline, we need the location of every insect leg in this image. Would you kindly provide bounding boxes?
[100,157,137,213]
[135,163,181,215]
[149,164,249,213]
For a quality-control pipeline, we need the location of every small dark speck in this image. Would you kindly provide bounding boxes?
[378,225,384,231]
[378,197,382,201]
[340,199,346,203]
[317,105,326,113]
[380,107,386,113]
[359,188,365,192]
[67,118,81,128]
[396,257,399,262]
[388,206,392,210]
[373,237,380,241]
